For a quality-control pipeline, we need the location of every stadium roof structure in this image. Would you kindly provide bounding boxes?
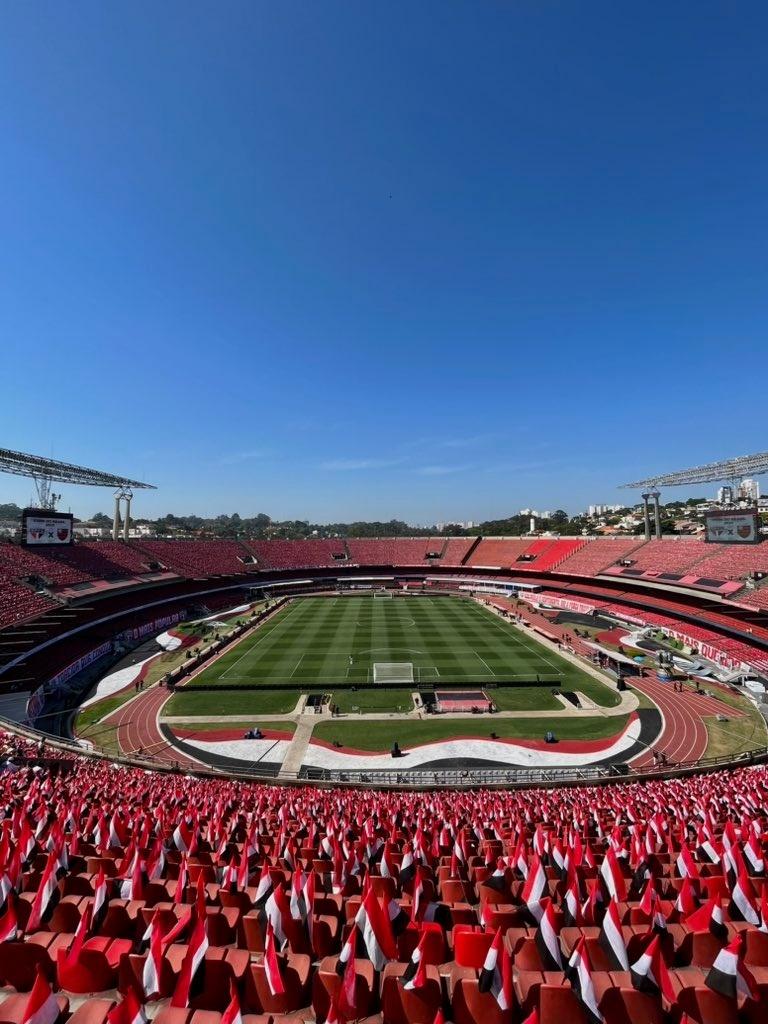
[620,450,768,489]
[0,447,156,490]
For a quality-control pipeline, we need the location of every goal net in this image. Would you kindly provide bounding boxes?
[373,590,393,599]
[373,662,414,684]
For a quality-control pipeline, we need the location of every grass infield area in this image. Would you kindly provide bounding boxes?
[312,715,631,750]
[179,594,619,706]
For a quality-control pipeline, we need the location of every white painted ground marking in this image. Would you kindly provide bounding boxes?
[220,600,306,679]
[470,603,563,673]
[473,651,496,677]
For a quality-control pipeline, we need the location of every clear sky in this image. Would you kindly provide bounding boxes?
[1,2,767,524]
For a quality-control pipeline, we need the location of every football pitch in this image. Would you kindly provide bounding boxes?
[184,595,617,703]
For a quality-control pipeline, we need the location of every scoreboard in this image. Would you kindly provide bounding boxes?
[704,508,760,544]
[22,508,74,546]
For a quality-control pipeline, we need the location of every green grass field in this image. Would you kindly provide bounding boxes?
[165,689,301,716]
[182,595,619,706]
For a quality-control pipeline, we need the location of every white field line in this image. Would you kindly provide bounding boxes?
[473,651,496,676]
[220,600,306,680]
[468,603,563,673]
[290,654,306,679]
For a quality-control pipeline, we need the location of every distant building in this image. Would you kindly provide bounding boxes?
[739,478,760,502]
[587,503,624,517]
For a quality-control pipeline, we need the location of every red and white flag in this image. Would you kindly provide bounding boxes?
[534,898,562,970]
[599,898,629,971]
[21,968,60,1024]
[263,920,286,996]
[335,926,357,1016]
[676,841,699,880]
[477,928,510,1011]
[0,892,18,943]
[599,847,627,903]
[521,854,547,922]
[220,981,243,1024]
[705,935,758,1001]
[729,869,761,926]
[401,929,428,991]
[170,913,208,1007]
[107,988,147,1024]
[142,912,164,997]
[674,875,698,917]
[630,934,675,1003]
[354,886,396,971]
[684,895,728,943]
[25,852,59,932]
[567,937,603,1023]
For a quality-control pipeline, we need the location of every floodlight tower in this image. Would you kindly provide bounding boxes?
[112,488,134,541]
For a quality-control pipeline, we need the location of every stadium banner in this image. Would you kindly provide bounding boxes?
[26,640,114,725]
[704,509,760,544]
[117,609,186,643]
[47,641,113,690]
[22,509,74,546]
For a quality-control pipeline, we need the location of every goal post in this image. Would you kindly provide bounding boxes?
[373,590,393,599]
[373,662,414,684]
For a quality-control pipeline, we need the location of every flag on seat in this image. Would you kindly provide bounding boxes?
[599,846,626,903]
[21,968,60,1024]
[673,875,698,917]
[107,988,147,1024]
[354,886,396,971]
[170,913,208,1007]
[263,920,286,996]
[566,937,603,1024]
[0,892,18,943]
[534,898,562,970]
[477,928,510,1011]
[25,852,59,932]
[220,980,243,1024]
[335,925,357,1015]
[401,930,428,991]
[729,868,761,926]
[521,854,546,922]
[142,912,164,997]
[684,895,728,943]
[599,898,629,970]
[705,935,758,1001]
[629,933,675,1003]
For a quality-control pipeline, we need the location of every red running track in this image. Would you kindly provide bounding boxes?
[105,685,201,768]
[630,677,709,767]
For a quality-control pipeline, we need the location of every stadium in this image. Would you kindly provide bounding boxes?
[2,442,768,1024]
[3,6,768,1024]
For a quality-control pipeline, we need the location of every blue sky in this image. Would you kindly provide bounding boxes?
[1,2,767,524]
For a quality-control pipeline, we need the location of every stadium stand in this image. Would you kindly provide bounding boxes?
[246,539,347,569]
[0,570,57,627]
[465,538,536,567]
[513,538,587,572]
[553,537,647,576]
[133,541,252,577]
[1,737,768,1023]
[437,537,477,565]
[0,542,92,587]
[610,538,709,575]
[737,589,768,611]
[685,543,768,583]
[346,539,434,565]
